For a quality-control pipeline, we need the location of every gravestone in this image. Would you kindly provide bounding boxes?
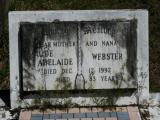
[9,10,149,108]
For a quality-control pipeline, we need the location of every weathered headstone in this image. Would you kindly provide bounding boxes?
[9,10,149,108]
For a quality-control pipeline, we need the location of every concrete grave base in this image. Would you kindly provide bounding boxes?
[9,10,149,108]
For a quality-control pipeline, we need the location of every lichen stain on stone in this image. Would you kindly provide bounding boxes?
[54,66,72,90]
[44,22,77,44]
[81,20,137,88]
[20,22,77,67]
[126,20,137,80]
[31,98,76,108]
[81,20,132,48]
[99,20,137,81]
[20,20,137,91]
[19,22,45,68]
[55,78,72,90]
[19,22,77,90]
[22,67,36,90]
[87,69,96,89]
[91,97,117,106]
[32,99,42,105]
[87,82,94,89]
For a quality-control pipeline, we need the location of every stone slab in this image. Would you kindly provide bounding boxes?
[18,20,138,90]
[9,10,149,108]
[81,20,137,89]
